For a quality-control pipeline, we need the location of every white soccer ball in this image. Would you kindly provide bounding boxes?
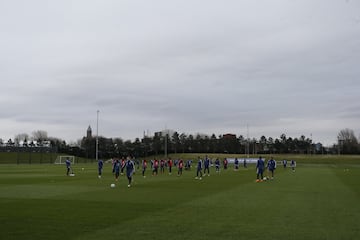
[263,177,267,181]
[110,183,115,188]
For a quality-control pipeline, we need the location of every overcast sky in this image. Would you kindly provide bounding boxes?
[1,0,359,146]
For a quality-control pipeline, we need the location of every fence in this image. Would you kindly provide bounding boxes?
[0,147,57,164]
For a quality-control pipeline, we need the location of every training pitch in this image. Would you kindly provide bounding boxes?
[0,162,359,240]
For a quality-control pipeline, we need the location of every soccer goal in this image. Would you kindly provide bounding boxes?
[54,155,75,165]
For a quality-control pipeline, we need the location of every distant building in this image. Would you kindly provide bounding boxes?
[154,129,175,138]
[87,125,92,138]
[194,133,209,139]
[315,142,323,152]
[223,133,236,139]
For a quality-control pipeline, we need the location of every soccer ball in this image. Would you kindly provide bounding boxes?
[263,177,267,181]
[110,183,115,188]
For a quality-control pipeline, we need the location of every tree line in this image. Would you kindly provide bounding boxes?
[70,128,358,159]
[2,129,359,159]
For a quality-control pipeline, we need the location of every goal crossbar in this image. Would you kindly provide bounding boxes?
[55,155,75,164]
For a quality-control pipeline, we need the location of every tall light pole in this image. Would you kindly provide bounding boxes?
[246,124,250,158]
[96,110,99,162]
[164,125,168,159]
[310,133,313,155]
[164,133,167,159]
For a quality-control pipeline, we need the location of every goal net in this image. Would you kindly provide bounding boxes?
[55,155,75,165]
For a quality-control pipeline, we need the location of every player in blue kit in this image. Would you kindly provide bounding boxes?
[125,157,135,187]
[256,156,265,182]
[215,158,220,173]
[65,158,71,176]
[290,160,296,172]
[195,157,203,180]
[204,156,210,176]
[234,158,239,171]
[114,159,120,181]
[267,157,276,179]
[185,160,192,170]
[98,159,103,178]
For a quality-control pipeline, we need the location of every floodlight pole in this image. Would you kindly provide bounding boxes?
[96,110,99,162]
[164,125,168,159]
[310,133,313,155]
[246,124,250,158]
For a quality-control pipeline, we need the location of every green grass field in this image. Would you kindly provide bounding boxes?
[1,158,360,240]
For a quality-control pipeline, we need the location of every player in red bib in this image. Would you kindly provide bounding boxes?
[142,159,147,178]
[153,159,159,176]
[178,159,184,176]
[168,158,173,175]
[223,158,228,170]
[160,159,165,174]
[120,158,126,175]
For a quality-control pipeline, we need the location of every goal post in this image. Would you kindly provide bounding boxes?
[55,155,75,164]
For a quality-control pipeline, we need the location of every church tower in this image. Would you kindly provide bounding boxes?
[87,125,92,138]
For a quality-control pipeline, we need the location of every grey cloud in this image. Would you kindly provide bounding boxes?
[1,0,360,145]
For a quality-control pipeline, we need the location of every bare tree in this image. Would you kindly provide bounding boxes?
[337,128,359,154]
[338,128,358,143]
[14,133,29,145]
[32,130,48,142]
